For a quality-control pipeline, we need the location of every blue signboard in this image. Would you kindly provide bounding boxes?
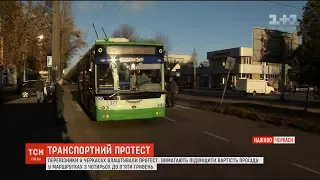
[47,56,52,67]
[142,57,164,64]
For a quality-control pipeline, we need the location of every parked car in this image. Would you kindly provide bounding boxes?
[20,81,37,98]
[17,80,36,94]
[294,85,314,92]
[20,81,54,98]
[182,83,193,89]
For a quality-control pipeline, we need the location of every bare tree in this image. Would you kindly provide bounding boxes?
[154,32,172,52]
[111,24,138,40]
[60,1,86,70]
[111,24,173,53]
[0,1,86,74]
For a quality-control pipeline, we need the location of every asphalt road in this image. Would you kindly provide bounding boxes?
[1,84,320,180]
[181,88,319,102]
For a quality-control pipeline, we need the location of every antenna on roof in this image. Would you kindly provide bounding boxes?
[102,27,108,40]
[92,23,99,39]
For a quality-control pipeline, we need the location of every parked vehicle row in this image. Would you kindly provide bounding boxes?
[19,81,54,98]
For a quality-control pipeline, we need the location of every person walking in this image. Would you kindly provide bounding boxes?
[35,77,44,104]
[54,78,66,125]
[167,77,179,107]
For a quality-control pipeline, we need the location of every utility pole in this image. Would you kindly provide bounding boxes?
[52,1,61,82]
[192,48,197,89]
[61,0,65,79]
[0,15,3,65]
[279,34,286,100]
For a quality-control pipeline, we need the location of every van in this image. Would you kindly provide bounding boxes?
[235,78,275,95]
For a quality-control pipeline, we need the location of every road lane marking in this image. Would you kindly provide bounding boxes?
[164,117,176,122]
[292,163,320,175]
[204,131,230,142]
[176,105,191,109]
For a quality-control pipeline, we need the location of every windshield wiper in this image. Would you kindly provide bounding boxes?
[107,90,120,99]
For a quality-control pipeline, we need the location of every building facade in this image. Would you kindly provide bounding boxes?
[180,47,289,89]
[165,54,193,64]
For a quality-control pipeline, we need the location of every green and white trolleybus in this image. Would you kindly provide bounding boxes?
[77,38,166,121]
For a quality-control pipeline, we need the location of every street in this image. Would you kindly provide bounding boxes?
[1,85,320,179]
[181,88,319,102]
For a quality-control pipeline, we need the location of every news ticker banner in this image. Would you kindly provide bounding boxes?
[252,136,295,144]
[26,143,264,170]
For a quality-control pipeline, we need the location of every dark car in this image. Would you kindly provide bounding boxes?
[20,81,37,98]
[183,83,193,89]
[20,81,54,98]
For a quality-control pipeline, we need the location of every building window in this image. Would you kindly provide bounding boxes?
[244,57,252,64]
[266,74,277,79]
[242,73,252,79]
[260,74,264,79]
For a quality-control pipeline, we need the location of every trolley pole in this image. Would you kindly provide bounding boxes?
[52,1,61,82]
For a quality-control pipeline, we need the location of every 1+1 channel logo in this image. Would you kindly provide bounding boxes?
[268,14,298,32]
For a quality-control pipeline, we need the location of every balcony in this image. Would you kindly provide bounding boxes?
[239,64,281,74]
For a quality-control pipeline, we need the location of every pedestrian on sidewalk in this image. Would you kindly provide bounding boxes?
[35,76,44,104]
[54,78,66,125]
[166,77,179,107]
[43,82,48,103]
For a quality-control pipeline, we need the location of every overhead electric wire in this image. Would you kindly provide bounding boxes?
[263,0,303,10]
[101,0,127,30]
[117,0,127,11]
[84,1,109,41]
[86,1,127,45]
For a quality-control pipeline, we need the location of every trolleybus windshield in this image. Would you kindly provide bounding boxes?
[96,61,162,93]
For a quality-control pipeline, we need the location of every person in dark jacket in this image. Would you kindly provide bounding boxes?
[54,78,66,125]
[166,77,178,107]
[35,77,44,104]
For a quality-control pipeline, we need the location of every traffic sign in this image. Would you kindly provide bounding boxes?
[47,56,52,67]
[225,57,235,70]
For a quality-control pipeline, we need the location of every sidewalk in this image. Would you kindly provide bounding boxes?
[0,95,93,179]
[176,93,320,113]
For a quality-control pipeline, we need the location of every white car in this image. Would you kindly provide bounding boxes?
[295,85,314,92]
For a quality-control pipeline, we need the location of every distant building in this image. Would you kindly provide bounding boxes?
[165,54,192,64]
[200,61,209,67]
[180,47,289,89]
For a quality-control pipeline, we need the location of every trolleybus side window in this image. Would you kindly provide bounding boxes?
[97,63,113,90]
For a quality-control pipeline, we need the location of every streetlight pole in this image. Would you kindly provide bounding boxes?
[52,0,61,82]
[190,42,197,89]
